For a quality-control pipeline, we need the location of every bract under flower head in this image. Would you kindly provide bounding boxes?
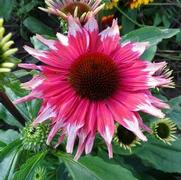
[39,0,105,22]
[15,15,174,160]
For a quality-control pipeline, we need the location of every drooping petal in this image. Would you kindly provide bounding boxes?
[108,99,147,141]
[97,102,114,158]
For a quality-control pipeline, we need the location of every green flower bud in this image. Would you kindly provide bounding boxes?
[1,62,15,68]
[0,18,19,75]
[0,67,11,73]
[0,27,5,39]
[21,122,49,152]
[2,40,14,51]
[114,125,141,152]
[33,166,47,180]
[0,18,4,27]
[3,48,18,57]
[0,33,12,46]
[152,118,177,145]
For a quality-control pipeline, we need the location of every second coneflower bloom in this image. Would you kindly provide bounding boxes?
[39,0,104,22]
[15,15,173,160]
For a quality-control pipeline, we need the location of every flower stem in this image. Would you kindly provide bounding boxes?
[115,7,143,27]
[0,90,26,126]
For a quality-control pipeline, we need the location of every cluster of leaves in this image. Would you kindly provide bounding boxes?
[0,0,181,180]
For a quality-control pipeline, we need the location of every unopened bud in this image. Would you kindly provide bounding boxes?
[0,18,4,27]
[0,67,11,73]
[2,40,14,51]
[0,27,5,39]
[2,62,15,68]
[3,48,18,57]
[0,33,12,46]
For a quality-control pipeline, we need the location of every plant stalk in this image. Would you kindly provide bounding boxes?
[0,90,26,126]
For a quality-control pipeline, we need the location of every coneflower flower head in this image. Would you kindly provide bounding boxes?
[0,18,19,74]
[152,118,177,145]
[21,122,49,152]
[15,15,174,160]
[39,0,105,22]
[33,166,47,180]
[114,124,141,152]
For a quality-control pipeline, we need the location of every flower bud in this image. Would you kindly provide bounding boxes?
[21,122,49,152]
[0,19,19,75]
[114,125,141,152]
[152,118,177,145]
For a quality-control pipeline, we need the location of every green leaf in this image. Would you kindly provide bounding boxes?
[165,96,181,129]
[153,13,162,26]
[0,139,21,179]
[13,151,47,180]
[30,36,49,50]
[141,46,157,61]
[0,0,14,19]
[122,27,180,46]
[3,79,41,122]
[0,130,20,144]
[58,153,137,180]
[0,139,21,160]
[0,147,20,180]
[135,137,181,173]
[23,16,54,36]
[122,27,180,61]
[121,9,137,35]
[0,103,22,128]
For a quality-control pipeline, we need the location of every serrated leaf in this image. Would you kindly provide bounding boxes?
[13,151,47,180]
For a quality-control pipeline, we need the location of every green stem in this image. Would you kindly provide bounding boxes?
[156,53,181,61]
[148,3,181,8]
[0,90,26,126]
[115,7,143,27]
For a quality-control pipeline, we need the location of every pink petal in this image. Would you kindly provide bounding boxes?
[36,34,57,50]
[97,103,114,158]
[108,99,147,141]
[33,103,56,126]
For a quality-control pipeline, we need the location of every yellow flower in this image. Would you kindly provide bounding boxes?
[105,0,120,10]
[129,0,154,9]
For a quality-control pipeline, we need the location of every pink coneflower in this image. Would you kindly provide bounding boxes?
[15,15,173,160]
[39,0,104,22]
